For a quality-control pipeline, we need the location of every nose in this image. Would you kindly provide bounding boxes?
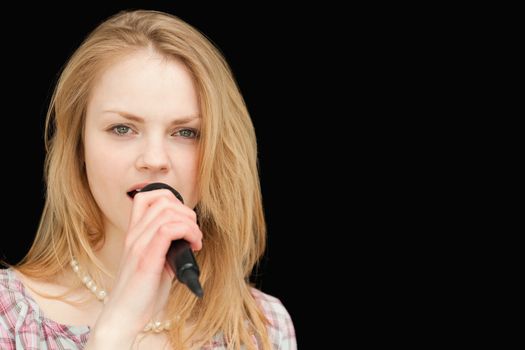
[135,138,170,172]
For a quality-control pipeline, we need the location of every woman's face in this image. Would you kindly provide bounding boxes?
[83,49,201,235]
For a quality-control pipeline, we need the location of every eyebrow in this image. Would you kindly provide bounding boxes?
[103,110,200,126]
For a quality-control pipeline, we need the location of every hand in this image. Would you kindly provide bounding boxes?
[89,188,203,346]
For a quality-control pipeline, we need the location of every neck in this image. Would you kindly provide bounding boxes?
[92,221,125,291]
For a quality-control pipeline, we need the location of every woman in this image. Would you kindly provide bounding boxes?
[0,9,296,350]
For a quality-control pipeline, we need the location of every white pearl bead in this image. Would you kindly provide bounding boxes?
[143,322,153,332]
[71,258,178,333]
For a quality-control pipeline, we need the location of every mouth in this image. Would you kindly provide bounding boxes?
[127,183,150,199]
[127,190,139,199]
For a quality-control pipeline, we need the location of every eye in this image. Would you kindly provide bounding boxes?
[175,128,199,139]
[111,124,134,136]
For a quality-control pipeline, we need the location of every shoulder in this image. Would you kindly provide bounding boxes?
[0,268,89,348]
[0,268,36,307]
[251,288,297,350]
[0,267,30,315]
[0,267,30,346]
[1,268,49,341]
[0,268,39,323]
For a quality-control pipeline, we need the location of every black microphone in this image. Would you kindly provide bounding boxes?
[138,182,203,298]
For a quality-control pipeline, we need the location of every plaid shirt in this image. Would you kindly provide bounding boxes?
[0,268,296,349]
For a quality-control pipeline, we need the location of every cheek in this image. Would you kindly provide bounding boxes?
[84,137,127,223]
[84,139,121,188]
[85,153,118,189]
[178,153,200,208]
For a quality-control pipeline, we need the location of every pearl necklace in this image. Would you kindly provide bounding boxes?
[70,258,178,333]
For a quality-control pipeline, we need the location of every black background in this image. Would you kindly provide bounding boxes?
[0,2,346,348]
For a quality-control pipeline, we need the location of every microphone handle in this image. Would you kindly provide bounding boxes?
[137,182,203,298]
[166,240,203,298]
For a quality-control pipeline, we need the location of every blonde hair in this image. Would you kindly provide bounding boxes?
[12,9,270,350]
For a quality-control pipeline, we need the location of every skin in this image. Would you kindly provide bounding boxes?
[83,48,204,346]
[17,48,205,349]
[84,47,203,279]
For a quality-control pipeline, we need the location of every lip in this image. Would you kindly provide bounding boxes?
[126,182,155,199]
[127,182,153,193]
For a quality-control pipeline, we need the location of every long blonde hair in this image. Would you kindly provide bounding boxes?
[12,9,270,350]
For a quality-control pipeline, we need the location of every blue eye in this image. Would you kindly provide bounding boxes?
[175,128,199,139]
[112,125,133,136]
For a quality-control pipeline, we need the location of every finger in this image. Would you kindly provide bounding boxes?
[127,190,197,243]
[134,194,197,228]
[128,215,203,271]
[136,217,203,255]
[126,199,173,248]
[128,189,181,228]
[126,202,197,248]
[140,221,204,270]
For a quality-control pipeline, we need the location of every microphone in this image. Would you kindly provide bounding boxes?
[138,182,203,298]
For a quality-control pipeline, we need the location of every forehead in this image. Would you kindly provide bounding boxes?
[87,49,199,119]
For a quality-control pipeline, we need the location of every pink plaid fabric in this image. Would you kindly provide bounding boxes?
[0,268,296,349]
